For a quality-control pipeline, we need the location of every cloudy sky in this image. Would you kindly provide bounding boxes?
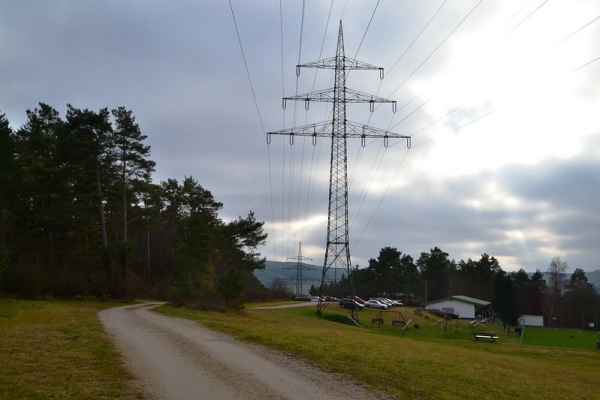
[2,1,599,273]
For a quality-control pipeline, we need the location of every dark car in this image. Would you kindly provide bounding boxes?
[339,298,365,310]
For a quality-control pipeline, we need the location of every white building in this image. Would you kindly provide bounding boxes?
[425,295,491,319]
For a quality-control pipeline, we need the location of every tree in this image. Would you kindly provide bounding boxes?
[64,105,113,251]
[13,104,66,273]
[526,269,546,315]
[510,269,530,315]
[111,107,155,244]
[1,103,268,304]
[456,254,501,301]
[215,212,266,288]
[568,268,593,291]
[366,247,416,299]
[546,257,568,325]
[110,107,156,291]
[547,257,568,296]
[494,271,519,327]
[0,113,16,289]
[564,268,598,328]
[64,105,115,288]
[168,177,266,308]
[417,247,453,302]
[170,178,222,305]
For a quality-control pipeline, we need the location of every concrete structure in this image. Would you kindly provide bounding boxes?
[518,315,544,327]
[425,295,491,319]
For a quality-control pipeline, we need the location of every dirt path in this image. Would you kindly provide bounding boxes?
[100,303,390,400]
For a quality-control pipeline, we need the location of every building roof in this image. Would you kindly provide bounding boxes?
[426,295,491,307]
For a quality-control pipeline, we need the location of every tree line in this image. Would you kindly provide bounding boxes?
[0,104,267,309]
[2,103,597,323]
[314,247,599,329]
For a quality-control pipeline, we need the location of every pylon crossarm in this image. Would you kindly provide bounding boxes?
[267,122,330,138]
[267,121,410,141]
[298,57,383,72]
[345,121,411,140]
[283,88,396,108]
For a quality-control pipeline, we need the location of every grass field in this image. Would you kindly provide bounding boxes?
[158,302,600,400]
[519,325,599,350]
[1,299,599,399]
[0,299,143,400]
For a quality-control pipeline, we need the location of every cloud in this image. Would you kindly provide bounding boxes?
[1,0,599,274]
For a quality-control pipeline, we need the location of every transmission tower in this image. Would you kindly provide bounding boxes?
[268,21,411,321]
[284,242,315,295]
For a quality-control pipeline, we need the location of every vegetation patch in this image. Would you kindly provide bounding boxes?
[158,303,600,400]
[0,299,143,400]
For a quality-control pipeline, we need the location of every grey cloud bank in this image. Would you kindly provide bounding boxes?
[1,0,599,273]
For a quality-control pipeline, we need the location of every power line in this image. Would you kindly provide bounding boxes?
[555,15,600,47]
[384,0,449,81]
[299,0,334,246]
[572,55,600,73]
[353,0,381,59]
[385,0,485,100]
[508,0,550,34]
[227,0,266,135]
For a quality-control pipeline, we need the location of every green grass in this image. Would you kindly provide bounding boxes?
[520,326,599,350]
[158,303,600,400]
[2,299,598,399]
[0,299,143,400]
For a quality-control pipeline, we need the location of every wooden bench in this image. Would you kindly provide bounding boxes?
[472,332,498,342]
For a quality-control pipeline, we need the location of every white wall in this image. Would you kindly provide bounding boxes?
[518,315,544,327]
[426,299,475,319]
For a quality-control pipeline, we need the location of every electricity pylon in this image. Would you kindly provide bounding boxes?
[284,242,315,295]
[268,21,411,321]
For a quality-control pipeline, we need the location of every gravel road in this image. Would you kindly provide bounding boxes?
[100,303,391,400]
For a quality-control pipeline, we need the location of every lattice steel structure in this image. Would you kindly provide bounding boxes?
[268,21,411,321]
[284,242,315,295]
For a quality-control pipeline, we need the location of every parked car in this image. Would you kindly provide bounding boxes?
[339,298,365,310]
[293,294,312,301]
[372,297,403,307]
[364,299,389,309]
[371,297,394,307]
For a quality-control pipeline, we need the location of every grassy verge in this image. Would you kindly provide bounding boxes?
[158,303,600,400]
[2,299,597,399]
[0,299,143,400]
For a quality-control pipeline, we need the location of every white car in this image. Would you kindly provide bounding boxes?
[364,300,389,309]
[373,297,402,307]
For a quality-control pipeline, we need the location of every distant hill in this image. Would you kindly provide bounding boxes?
[585,269,600,290]
[254,261,346,292]
[541,269,600,291]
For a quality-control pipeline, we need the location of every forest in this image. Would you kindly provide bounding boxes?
[1,104,598,326]
[0,104,267,308]
[311,247,600,329]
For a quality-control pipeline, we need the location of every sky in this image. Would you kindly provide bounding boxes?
[1,0,599,274]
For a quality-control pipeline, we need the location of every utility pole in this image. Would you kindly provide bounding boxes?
[268,21,411,321]
[284,242,315,295]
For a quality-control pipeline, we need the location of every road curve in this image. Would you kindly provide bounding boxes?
[100,303,388,400]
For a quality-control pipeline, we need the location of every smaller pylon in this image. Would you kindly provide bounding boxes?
[284,242,315,295]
